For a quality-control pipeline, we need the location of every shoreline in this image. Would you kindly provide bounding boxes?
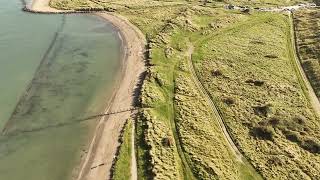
[25,0,146,179]
[75,13,146,180]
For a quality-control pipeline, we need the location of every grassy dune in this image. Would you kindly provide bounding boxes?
[50,0,313,10]
[224,0,312,7]
[192,11,320,179]
[294,9,320,97]
[50,0,320,179]
[112,120,132,180]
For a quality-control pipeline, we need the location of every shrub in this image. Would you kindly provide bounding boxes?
[162,137,174,147]
[301,138,320,154]
[222,96,235,105]
[211,69,222,76]
[245,79,265,86]
[253,104,272,117]
[264,55,278,59]
[283,130,301,143]
[250,125,274,141]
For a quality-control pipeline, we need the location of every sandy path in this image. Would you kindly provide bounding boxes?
[131,119,137,180]
[26,1,146,179]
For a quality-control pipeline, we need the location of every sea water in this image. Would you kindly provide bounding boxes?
[0,0,121,179]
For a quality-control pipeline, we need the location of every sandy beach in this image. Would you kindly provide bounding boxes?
[75,13,146,180]
[26,1,146,179]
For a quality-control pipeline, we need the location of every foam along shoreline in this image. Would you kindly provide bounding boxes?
[25,0,146,179]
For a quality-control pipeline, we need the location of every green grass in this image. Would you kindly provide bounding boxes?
[191,11,320,179]
[135,113,152,180]
[224,0,312,7]
[113,120,132,180]
[294,9,320,97]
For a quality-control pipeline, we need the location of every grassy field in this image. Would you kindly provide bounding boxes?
[112,120,132,180]
[224,0,312,6]
[294,9,320,97]
[50,0,314,11]
[50,0,320,179]
[191,11,320,179]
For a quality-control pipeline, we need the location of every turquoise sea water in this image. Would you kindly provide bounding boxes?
[0,0,121,179]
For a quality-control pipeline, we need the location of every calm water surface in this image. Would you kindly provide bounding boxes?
[0,0,121,179]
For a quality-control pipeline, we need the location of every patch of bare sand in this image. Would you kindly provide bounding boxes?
[29,0,65,12]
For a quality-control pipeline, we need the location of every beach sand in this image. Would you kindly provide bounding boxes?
[75,13,146,180]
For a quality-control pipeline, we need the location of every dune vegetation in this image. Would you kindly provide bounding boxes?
[112,120,132,180]
[50,0,320,179]
[294,9,320,97]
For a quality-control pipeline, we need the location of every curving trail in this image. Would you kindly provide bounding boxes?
[24,1,146,180]
[186,44,243,161]
[288,11,320,117]
[186,41,263,178]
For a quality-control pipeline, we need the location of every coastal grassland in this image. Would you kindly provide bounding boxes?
[294,9,320,97]
[124,6,263,180]
[49,0,314,11]
[192,11,320,179]
[112,120,132,180]
[49,0,320,179]
[224,0,312,7]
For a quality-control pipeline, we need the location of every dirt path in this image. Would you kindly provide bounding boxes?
[26,1,146,180]
[186,44,243,161]
[186,43,263,179]
[131,119,137,180]
[288,12,320,117]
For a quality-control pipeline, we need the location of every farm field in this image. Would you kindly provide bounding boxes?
[50,0,320,179]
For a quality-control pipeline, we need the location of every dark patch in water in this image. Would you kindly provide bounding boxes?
[79,52,89,57]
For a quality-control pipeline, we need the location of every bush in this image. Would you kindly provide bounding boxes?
[222,96,235,105]
[162,137,174,147]
[211,69,222,76]
[283,130,301,143]
[301,139,320,154]
[264,55,278,59]
[250,125,274,141]
[245,79,265,86]
[253,104,272,117]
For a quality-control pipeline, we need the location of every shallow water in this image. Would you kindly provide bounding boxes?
[0,0,121,179]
